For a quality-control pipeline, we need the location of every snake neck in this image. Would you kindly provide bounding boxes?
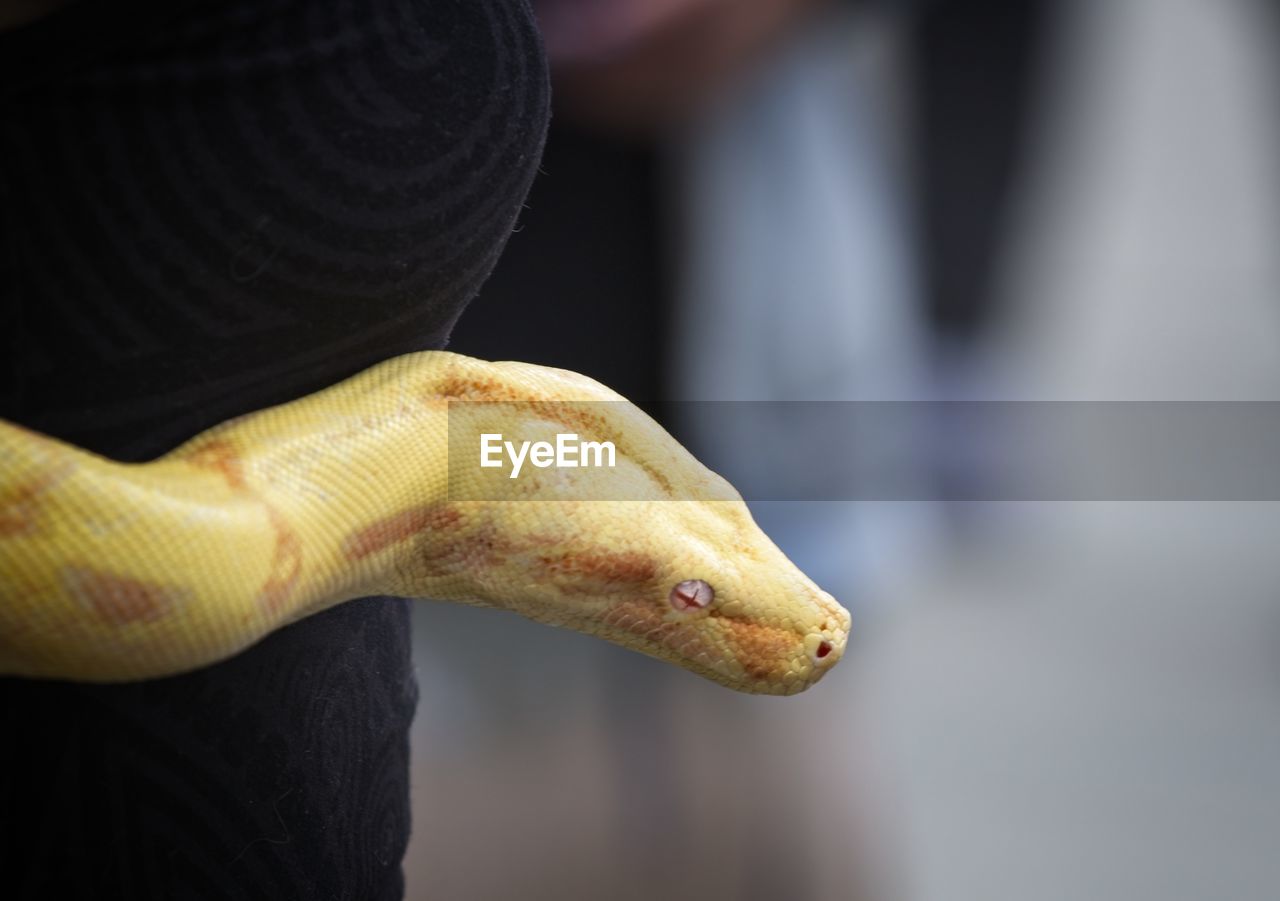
[176,365,459,620]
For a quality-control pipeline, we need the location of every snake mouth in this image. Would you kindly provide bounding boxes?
[610,637,813,695]
[507,591,846,695]
[542,611,834,696]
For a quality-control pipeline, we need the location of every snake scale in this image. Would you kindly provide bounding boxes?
[0,352,848,694]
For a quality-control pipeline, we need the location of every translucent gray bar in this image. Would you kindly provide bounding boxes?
[446,401,1280,501]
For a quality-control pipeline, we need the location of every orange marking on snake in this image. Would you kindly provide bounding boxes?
[721,618,794,681]
[540,549,658,584]
[183,439,248,491]
[64,566,187,626]
[257,506,303,615]
[436,375,676,495]
[435,377,606,433]
[601,600,708,658]
[420,521,514,573]
[0,569,44,644]
[343,505,463,561]
[0,464,72,537]
[181,439,299,613]
[435,375,513,401]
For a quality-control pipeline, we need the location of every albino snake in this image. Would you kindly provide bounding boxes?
[0,352,849,694]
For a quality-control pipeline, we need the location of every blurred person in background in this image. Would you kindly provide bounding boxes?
[410,1,1053,899]
[410,1,1280,900]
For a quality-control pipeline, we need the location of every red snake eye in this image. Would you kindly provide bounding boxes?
[669,579,714,611]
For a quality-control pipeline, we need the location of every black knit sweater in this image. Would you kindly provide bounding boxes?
[0,1,549,897]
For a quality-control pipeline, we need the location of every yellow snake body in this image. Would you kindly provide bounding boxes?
[0,352,848,694]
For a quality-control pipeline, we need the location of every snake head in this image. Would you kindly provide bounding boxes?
[466,494,850,695]
[426,357,851,694]
[594,498,851,694]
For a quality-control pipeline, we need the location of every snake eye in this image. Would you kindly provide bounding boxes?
[670,579,714,611]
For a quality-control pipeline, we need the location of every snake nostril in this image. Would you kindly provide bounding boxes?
[815,640,832,660]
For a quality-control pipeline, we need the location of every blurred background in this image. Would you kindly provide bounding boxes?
[407,1,1280,898]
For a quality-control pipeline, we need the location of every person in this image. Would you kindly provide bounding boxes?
[0,0,549,897]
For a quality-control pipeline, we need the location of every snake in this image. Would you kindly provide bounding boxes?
[0,351,849,694]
